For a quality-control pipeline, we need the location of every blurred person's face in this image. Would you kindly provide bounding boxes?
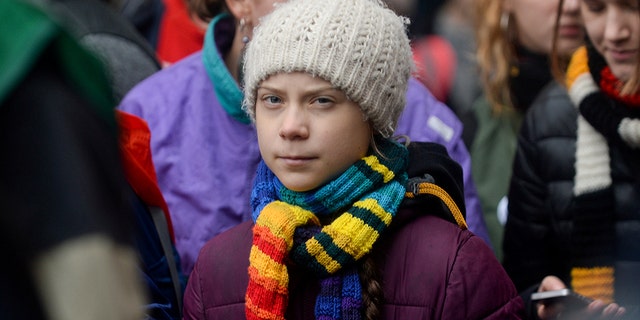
[582,0,640,81]
[231,0,285,37]
[506,0,584,55]
[248,0,285,24]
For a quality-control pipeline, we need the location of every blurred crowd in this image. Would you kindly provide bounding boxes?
[1,0,638,319]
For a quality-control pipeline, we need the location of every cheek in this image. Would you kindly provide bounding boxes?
[255,114,275,150]
[583,16,604,41]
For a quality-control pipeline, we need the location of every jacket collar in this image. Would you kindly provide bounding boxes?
[202,14,251,124]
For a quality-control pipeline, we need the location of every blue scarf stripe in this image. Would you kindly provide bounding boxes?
[316,277,343,319]
[251,181,274,218]
[277,161,379,216]
[312,162,383,213]
[317,172,375,214]
[363,179,407,212]
[278,182,331,215]
[341,272,362,320]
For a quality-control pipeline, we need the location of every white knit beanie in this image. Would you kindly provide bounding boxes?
[242,0,413,137]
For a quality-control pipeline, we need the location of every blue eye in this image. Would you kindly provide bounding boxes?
[265,95,282,104]
[313,97,335,108]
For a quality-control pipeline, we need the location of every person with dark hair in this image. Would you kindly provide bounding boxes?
[182,0,524,319]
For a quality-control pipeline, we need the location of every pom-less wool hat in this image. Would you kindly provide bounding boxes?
[242,0,413,138]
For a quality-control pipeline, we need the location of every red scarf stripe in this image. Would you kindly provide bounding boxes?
[246,295,287,320]
[247,266,289,294]
[252,225,290,262]
[599,66,640,107]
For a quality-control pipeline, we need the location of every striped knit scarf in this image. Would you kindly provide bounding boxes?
[246,138,408,320]
[565,45,640,303]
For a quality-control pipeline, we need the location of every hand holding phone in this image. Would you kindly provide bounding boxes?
[531,289,593,309]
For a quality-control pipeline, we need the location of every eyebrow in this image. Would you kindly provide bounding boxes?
[257,85,341,96]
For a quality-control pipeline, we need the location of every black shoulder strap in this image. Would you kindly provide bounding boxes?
[148,206,183,315]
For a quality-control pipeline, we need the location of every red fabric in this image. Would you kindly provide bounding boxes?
[411,35,456,102]
[117,110,175,242]
[599,66,640,108]
[156,0,206,65]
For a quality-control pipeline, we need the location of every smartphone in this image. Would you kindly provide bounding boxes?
[531,289,594,309]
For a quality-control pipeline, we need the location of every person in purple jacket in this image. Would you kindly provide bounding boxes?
[182,0,523,318]
[119,0,489,275]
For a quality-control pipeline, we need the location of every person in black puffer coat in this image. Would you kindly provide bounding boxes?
[504,1,640,318]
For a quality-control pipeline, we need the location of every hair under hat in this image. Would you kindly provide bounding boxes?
[242,0,413,137]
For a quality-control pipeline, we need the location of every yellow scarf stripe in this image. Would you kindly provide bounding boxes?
[248,249,289,291]
[364,155,395,183]
[305,237,342,273]
[571,267,615,303]
[353,198,393,225]
[248,201,321,314]
[302,199,390,273]
[566,46,589,89]
[324,214,380,260]
[255,201,319,250]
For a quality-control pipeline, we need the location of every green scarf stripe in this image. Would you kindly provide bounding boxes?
[292,232,356,276]
[308,209,385,271]
[347,206,388,233]
[311,159,384,210]
[277,158,381,216]
[290,183,405,277]
[274,140,407,217]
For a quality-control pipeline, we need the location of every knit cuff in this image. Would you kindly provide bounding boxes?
[569,73,598,108]
[618,117,640,148]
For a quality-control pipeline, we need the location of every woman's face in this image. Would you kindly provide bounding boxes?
[582,0,640,81]
[507,0,584,55]
[246,0,285,31]
[255,72,372,192]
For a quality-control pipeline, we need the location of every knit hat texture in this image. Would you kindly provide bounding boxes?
[242,0,413,137]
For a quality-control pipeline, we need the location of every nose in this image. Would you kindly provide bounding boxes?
[604,9,631,43]
[278,105,309,140]
[562,0,579,14]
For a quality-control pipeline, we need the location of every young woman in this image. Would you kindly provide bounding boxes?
[118,0,490,275]
[182,0,523,319]
[505,0,640,318]
[469,0,584,261]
